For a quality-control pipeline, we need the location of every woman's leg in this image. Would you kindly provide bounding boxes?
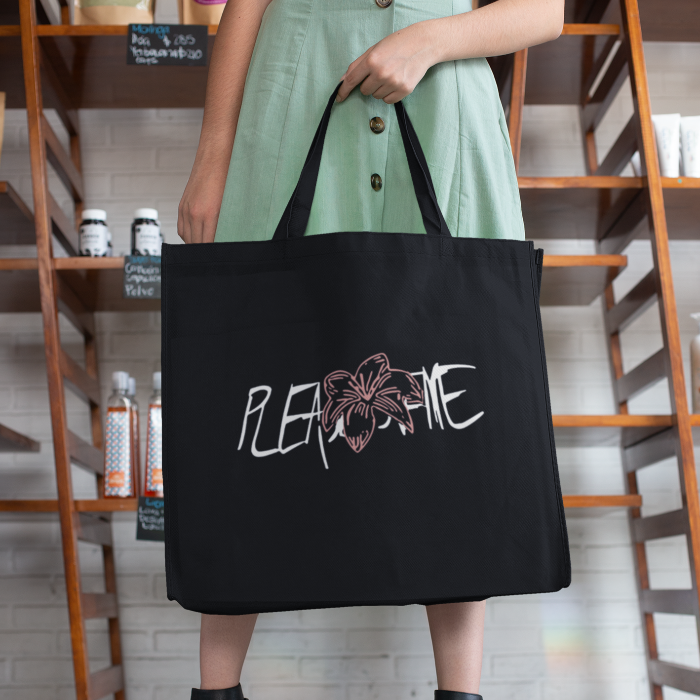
[199,613,259,689]
[426,601,486,694]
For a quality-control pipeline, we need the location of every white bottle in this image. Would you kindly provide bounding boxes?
[144,371,163,498]
[79,209,111,257]
[104,371,135,498]
[691,313,700,414]
[131,208,163,256]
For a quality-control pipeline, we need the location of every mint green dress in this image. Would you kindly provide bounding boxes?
[214,0,525,242]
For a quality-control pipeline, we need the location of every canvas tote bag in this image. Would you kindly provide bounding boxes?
[162,82,571,615]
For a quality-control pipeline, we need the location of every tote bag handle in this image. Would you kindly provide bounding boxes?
[272,81,453,240]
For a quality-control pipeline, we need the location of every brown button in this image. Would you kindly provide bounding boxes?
[369,116,385,134]
[375,0,392,6]
[371,173,383,191]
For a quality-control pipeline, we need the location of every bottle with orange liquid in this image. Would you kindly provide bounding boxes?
[143,371,163,497]
[127,376,141,497]
[104,371,135,498]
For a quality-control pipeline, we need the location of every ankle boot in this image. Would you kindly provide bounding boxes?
[434,691,483,700]
[191,684,248,700]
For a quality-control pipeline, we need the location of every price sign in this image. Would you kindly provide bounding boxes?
[136,496,165,542]
[127,24,208,66]
[123,255,161,300]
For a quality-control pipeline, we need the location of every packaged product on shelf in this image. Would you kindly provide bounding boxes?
[143,372,163,498]
[72,0,154,25]
[127,376,141,498]
[680,116,700,178]
[104,371,135,498]
[651,113,681,178]
[131,208,163,256]
[178,0,226,25]
[692,313,700,414]
[79,209,112,257]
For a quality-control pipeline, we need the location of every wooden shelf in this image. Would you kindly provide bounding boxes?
[553,414,672,446]
[519,177,700,240]
[0,498,138,512]
[0,254,625,312]
[0,494,644,513]
[0,422,40,452]
[541,254,625,305]
[0,24,218,109]
[0,182,35,245]
[0,23,619,110]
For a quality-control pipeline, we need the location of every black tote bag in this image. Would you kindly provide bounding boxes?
[162,82,571,615]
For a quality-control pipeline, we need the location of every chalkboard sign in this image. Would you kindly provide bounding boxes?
[127,24,208,66]
[123,255,161,299]
[136,496,165,541]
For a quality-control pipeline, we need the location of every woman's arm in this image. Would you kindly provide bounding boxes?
[336,0,564,104]
[178,0,274,244]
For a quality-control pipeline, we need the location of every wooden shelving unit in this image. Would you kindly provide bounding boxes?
[492,0,700,696]
[0,0,699,697]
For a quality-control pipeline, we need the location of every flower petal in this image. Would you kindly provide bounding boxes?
[343,401,376,453]
[379,369,424,404]
[372,394,415,433]
[322,370,361,431]
[354,353,390,398]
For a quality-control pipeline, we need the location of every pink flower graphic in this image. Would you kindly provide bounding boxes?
[321,353,424,453]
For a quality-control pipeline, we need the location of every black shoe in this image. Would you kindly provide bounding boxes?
[435,691,483,700]
[191,684,248,700]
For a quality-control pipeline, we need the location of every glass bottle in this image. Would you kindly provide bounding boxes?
[143,371,163,498]
[127,376,141,498]
[104,371,135,498]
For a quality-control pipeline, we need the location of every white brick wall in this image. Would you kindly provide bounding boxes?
[0,30,699,700]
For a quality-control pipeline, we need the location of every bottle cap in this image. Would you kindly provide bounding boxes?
[128,376,136,397]
[82,209,107,222]
[134,208,159,221]
[112,371,129,391]
[153,371,162,391]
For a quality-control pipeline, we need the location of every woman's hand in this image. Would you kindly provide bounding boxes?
[177,154,229,244]
[336,22,438,104]
[336,0,564,105]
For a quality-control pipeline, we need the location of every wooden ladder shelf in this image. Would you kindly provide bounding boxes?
[500,0,700,696]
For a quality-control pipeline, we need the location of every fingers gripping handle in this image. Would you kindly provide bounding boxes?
[272,81,452,240]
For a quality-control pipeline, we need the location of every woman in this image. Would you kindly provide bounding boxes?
[178,0,563,697]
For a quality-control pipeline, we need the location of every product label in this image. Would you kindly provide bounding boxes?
[79,223,110,257]
[105,408,134,497]
[145,405,163,496]
[134,223,162,256]
[136,495,165,541]
[127,24,208,67]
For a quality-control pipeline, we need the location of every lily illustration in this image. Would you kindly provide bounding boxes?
[321,353,424,453]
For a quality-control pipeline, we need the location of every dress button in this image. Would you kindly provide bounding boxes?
[375,0,392,7]
[369,116,385,134]
[371,173,383,191]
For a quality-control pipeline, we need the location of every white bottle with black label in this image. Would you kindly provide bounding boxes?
[131,208,163,256]
[79,209,111,257]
